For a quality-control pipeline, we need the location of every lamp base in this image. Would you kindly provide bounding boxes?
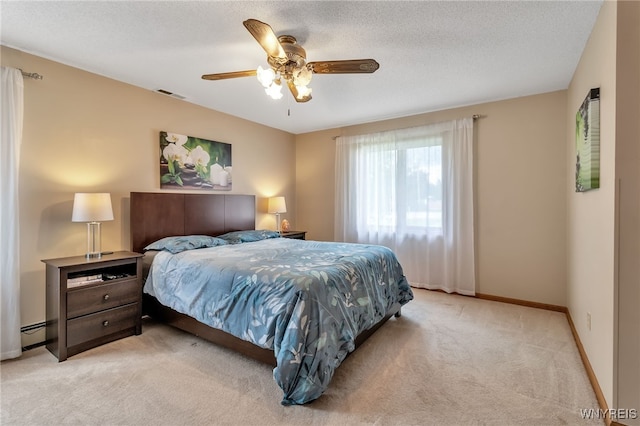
[86,222,102,259]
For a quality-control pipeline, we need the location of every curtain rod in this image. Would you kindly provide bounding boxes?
[332,114,483,140]
[19,69,44,80]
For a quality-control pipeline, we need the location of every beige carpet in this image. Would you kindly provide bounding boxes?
[1,289,601,425]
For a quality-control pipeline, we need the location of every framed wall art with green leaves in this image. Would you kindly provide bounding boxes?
[575,88,600,192]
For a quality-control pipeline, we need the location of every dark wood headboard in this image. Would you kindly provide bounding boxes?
[130,192,256,253]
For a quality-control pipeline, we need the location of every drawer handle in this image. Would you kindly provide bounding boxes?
[102,320,109,327]
[103,294,110,301]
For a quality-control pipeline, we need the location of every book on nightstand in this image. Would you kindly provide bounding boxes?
[67,273,103,288]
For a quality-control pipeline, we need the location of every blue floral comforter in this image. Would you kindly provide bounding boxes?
[144,237,413,405]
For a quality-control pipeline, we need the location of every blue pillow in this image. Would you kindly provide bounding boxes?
[143,235,228,254]
[216,229,280,244]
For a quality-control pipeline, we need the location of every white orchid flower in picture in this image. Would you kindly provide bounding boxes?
[189,145,210,166]
[159,131,232,191]
[165,132,188,145]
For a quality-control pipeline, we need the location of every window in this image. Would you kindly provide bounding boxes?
[335,118,476,294]
[361,138,443,235]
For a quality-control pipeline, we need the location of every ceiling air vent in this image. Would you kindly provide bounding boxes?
[155,89,186,100]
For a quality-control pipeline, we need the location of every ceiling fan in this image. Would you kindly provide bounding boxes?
[201,19,380,103]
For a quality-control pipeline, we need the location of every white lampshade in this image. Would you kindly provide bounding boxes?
[72,193,114,222]
[268,196,287,214]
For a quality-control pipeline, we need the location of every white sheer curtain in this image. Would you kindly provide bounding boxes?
[335,118,475,295]
[1,67,24,360]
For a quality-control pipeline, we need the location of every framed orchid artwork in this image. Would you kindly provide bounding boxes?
[159,131,232,191]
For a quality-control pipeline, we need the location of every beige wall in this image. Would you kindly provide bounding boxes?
[296,91,568,306]
[566,1,617,406]
[1,47,296,345]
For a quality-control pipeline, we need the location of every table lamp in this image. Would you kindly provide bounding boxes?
[267,196,287,233]
[72,193,114,258]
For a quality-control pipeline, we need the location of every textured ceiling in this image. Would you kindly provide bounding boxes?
[1,1,603,134]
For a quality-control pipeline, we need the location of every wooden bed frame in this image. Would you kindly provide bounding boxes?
[130,191,401,367]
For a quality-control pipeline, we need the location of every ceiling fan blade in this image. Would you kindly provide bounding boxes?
[243,19,286,60]
[286,80,312,103]
[201,70,257,81]
[309,59,380,74]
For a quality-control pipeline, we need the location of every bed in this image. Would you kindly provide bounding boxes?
[130,192,413,405]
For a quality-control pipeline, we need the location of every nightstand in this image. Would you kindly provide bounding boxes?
[280,231,307,240]
[42,251,143,361]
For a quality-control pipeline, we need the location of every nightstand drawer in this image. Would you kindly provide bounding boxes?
[67,303,138,348]
[67,279,139,319]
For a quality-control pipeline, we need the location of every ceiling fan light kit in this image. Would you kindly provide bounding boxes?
[257,65,284,99]
[202,19,379,103]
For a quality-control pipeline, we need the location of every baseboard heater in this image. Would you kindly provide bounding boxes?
[21,321,46,351]
[21,321,46,333]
